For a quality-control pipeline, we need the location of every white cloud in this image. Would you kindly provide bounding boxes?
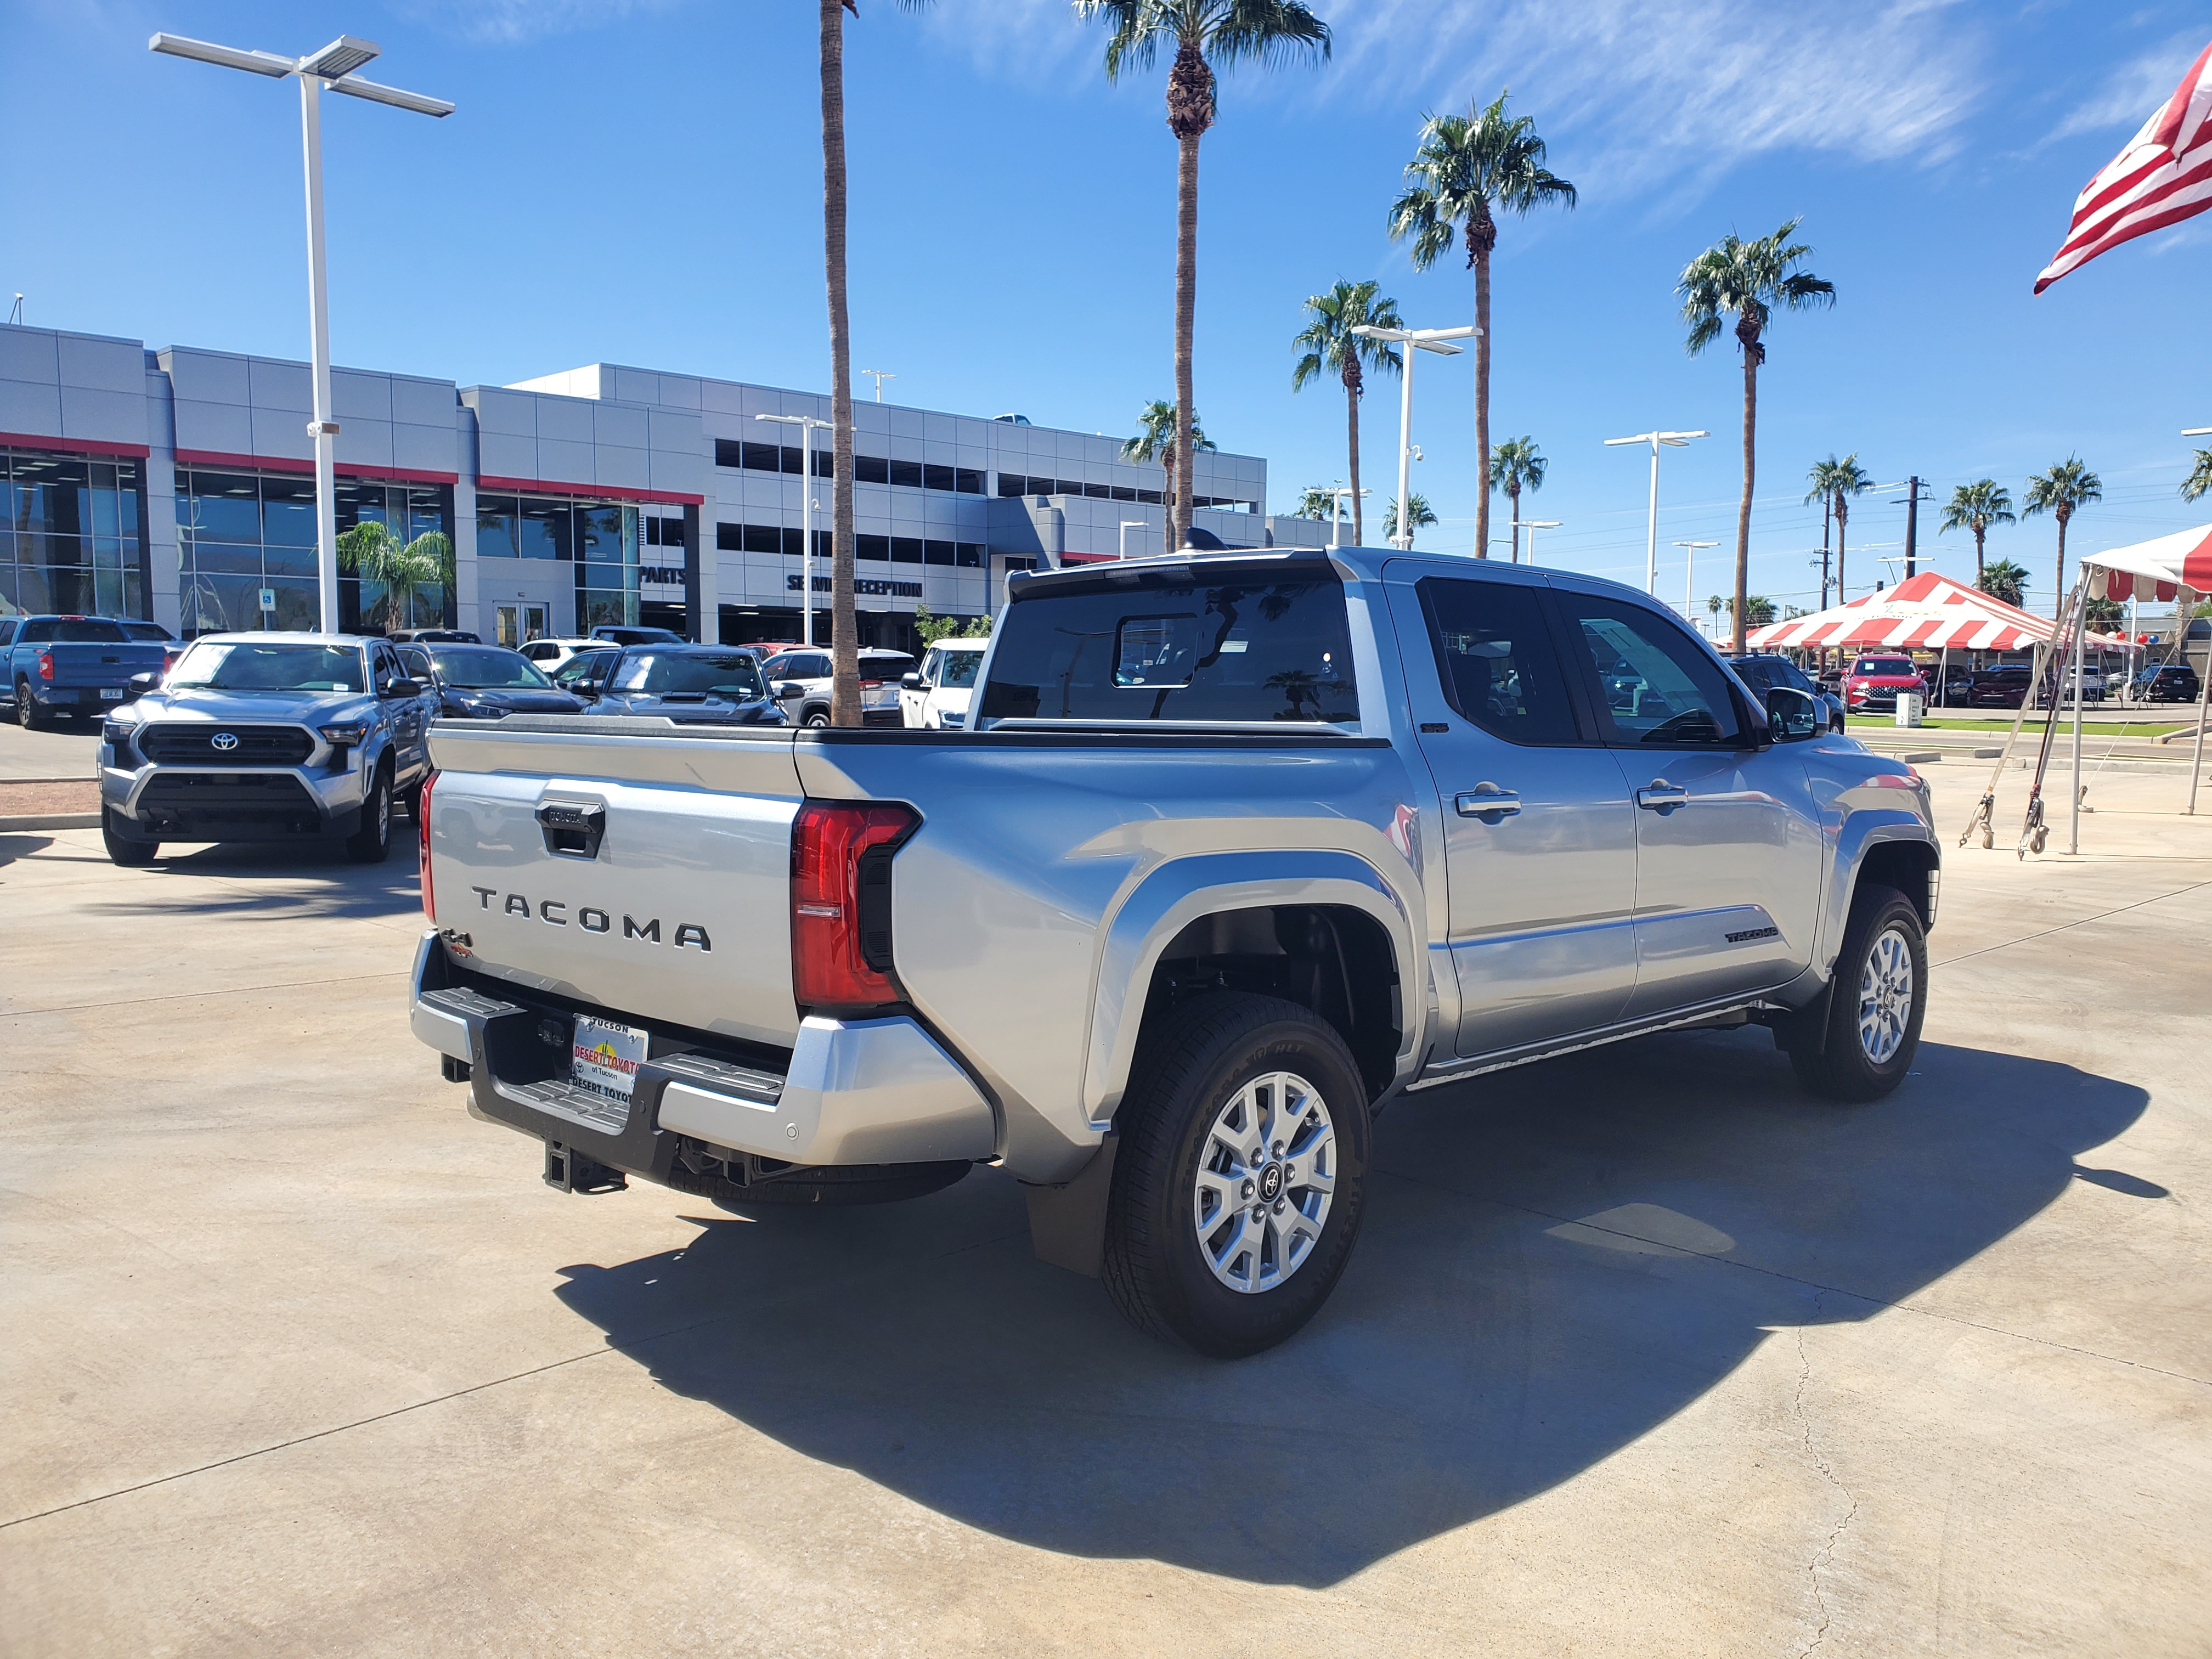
[929,0,1987,200]
[2046,29,2204,145]
[393,0,685,47]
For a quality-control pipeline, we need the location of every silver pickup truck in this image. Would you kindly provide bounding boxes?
[410,549,1939,1357]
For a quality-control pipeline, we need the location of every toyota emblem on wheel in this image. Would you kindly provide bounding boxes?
[211,732,239,751]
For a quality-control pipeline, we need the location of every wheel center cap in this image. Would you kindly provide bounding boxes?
[1257,1162,1284,1203]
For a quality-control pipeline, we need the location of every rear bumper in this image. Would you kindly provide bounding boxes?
[408,932,996,1175]
[23,684,131,710]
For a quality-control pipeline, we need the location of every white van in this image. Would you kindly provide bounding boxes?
[900,636,990,729]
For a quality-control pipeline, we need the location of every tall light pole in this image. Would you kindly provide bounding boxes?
[1673,539,1718,630]
[1304,484,1367,550]
[1119,520,1146,560]
[150,32,450,636]
[862,369,896,403]
[1521,520,1561,565]
[1605,430,1708,594]
[1352,323,1477,550]
[757,413,831,646]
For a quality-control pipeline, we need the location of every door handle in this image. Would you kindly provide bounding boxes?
[1455,784,1522,821]
[1637,781,1690,811]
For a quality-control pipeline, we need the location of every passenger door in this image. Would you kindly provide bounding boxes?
[1392,570,1640,1060]
[372,644,428,778]
[1549,585,1822,1017]
[901,648,938,727]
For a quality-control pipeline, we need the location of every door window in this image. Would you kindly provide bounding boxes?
[1417,578,1581,746]
[1558,594,1746,748]
[495,606,518,648]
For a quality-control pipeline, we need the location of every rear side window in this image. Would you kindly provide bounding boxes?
[1417,577,1579,745]
[52,619,129,642]
[979,567,1358,725]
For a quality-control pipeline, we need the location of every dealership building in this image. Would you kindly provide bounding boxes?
[0,321,1334,653]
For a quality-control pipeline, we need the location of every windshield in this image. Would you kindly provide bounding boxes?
[860,654,916,682]
[937,650,984,689]
[425,646,555,689]
[610,651,769,699]
[169,641,365,692]
[1852,658,1916,676]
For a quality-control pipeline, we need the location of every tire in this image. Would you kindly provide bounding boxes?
[803,707,831,729]
[1101,992,1370,1358]
[101,808,157,866]
[672,1160,970,1208]
[1787,884,1928,1102]
[346,765,394,864]
[15,679,44,730]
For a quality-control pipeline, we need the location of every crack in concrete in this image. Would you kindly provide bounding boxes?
[1793,1294,1859,1659]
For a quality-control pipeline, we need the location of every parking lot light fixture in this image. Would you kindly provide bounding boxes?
[1352,323,1479,550]
[756,413,833,646]
[1521,519,1561,564]
[1673,539,1718,628]
[1606,430,1708,593]
[149,31,452,635]
[1119,520,1147,560]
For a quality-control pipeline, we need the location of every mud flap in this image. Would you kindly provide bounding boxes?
[1023,1135,1118,1278]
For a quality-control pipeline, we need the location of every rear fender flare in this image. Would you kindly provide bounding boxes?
[1082,849,1419,1127]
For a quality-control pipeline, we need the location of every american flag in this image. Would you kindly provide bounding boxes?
[2035,40,2212,294]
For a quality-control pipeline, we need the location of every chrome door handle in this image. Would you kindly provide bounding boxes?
[1637,782,1690,811]
[1455,785,1522,821]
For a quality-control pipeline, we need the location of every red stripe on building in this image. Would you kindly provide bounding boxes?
[173,448,460,486]
[0,430,152,459]
[475,473,703,507]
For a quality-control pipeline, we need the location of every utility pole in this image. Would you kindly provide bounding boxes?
[1896,477,1931,578]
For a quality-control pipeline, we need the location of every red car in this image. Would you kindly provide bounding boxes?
[1841,654,1928,712]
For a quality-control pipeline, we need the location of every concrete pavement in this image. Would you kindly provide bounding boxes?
[2,763,2207,1656]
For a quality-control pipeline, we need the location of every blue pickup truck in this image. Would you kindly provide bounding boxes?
[2,614,171,729]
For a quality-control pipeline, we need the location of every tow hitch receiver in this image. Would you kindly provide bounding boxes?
[544,1139,628,1194]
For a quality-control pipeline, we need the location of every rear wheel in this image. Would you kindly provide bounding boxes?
[346,765,393,864]
[1102,992,1369,1358]
[101,808,157,866]
[1787,884,1927,1102]
[803,707,831,729]
[15,679,43,730]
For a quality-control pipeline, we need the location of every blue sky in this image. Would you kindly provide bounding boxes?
[5,0,2208,620]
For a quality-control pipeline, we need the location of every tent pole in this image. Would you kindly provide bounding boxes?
[2069,602,2086,853]
[2190,596,2210,814]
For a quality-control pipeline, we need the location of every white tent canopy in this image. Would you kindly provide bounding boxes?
[2080,524,2212,602]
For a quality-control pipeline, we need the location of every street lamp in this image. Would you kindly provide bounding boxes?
[2183,427,2212,436]
[862,370,896,403]
[1304,484,1367,550]
[756,413,831,646]
[1605,429,1708,594]
[1119,520,1147,560]
[1673,539,1718,629]
[1520,519,1561,565]
[150,32,451,635]
[1351,323,1478,550]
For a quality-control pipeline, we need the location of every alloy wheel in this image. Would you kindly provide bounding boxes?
[1190,1070,1336,1295]
[1857,924,1914,1065]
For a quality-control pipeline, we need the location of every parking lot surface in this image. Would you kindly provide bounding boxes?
[3,739,2208,1656]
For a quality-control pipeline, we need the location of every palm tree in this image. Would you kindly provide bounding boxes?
[337,520,454,631]
[1678,219,1836,652]
[818,0,930,724]
[1381,493,1436,546]
[2181,448,2212,503]
[1122,398,1216,516]
[2022,458,2102,610]
[1486,436,1545,562]
[1803,453,1871,602]
[1080,0,1330,553]
[1740,594,1776,628]
[1386,91,1575,563]
[1707,594,1723,638]
[1293,486,1340,522]
[1979,558,2029,609]
[1291,280,1401,547]
[1938,479,2016,586]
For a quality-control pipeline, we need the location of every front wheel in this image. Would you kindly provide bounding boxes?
[102,808,157,866]
[802,707,831,729]
[1102,992,1370,1358]
[346,766,393,864]
[1787,884,1928,1102]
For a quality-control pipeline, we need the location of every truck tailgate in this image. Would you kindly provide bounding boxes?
[425,718,804,1049]
[42,642,166,687]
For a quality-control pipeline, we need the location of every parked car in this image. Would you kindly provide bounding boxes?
[98,633,433,867]
[117,619,189,680]
[394,642,587,720]
[586,644,789,725]
[901,636,990,729]
[517,637,601,674]
[387,629,483,645]
[4,615,171,729]
[758,645,917,726]
[589,624,686,647]
[1840,655,1929,713]
[2128,663,2203,703]
[411,549,1939,1357]
[1953,665,2034,709]
[550,647,623,694]
[1726,653,1844,734]
[2034,663,2107,708]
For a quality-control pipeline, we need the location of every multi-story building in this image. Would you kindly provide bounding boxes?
[1,322,1335,652]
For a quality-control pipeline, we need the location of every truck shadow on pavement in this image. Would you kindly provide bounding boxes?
[551,1030,2146,1588]
[79,840,423,923]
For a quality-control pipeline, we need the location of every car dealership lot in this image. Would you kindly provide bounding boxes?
[2,744,2208,1656]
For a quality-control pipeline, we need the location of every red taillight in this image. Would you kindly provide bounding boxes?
[37,651,53,681]
[419,771,437,923]
[791,799,918,1010]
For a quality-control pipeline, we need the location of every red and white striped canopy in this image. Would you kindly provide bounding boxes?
[2080,525,2212,603]
[1745,571,2055,653]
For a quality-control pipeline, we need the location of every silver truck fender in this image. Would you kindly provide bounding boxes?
[1081,848,1420,1129]
[1819,809,1940,983]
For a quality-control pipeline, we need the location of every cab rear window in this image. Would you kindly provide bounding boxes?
[979,563,1358,726]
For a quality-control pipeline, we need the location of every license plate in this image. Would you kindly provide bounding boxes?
[100,687,126,700]
[571,1016,648,1102]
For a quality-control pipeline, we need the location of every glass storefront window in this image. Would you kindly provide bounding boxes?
[262,475,319,546]
[476,494,520,558]
[518,497,573,560]
[1,448,142,620]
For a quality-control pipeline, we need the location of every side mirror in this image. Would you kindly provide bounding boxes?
[778,681,805,700]
[900,672,925,690]
[1766,685,1821,743]
[573,679,601,698]
[383,677,424,699]
[127,671,159,696]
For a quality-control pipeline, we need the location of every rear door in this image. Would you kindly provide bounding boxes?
[1549,583,1822,1016]
[1389,567,1640,1059]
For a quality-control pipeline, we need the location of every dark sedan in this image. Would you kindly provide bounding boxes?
[396,643,586,719]
[2128,663,2203,703]
[589,645,788,725]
